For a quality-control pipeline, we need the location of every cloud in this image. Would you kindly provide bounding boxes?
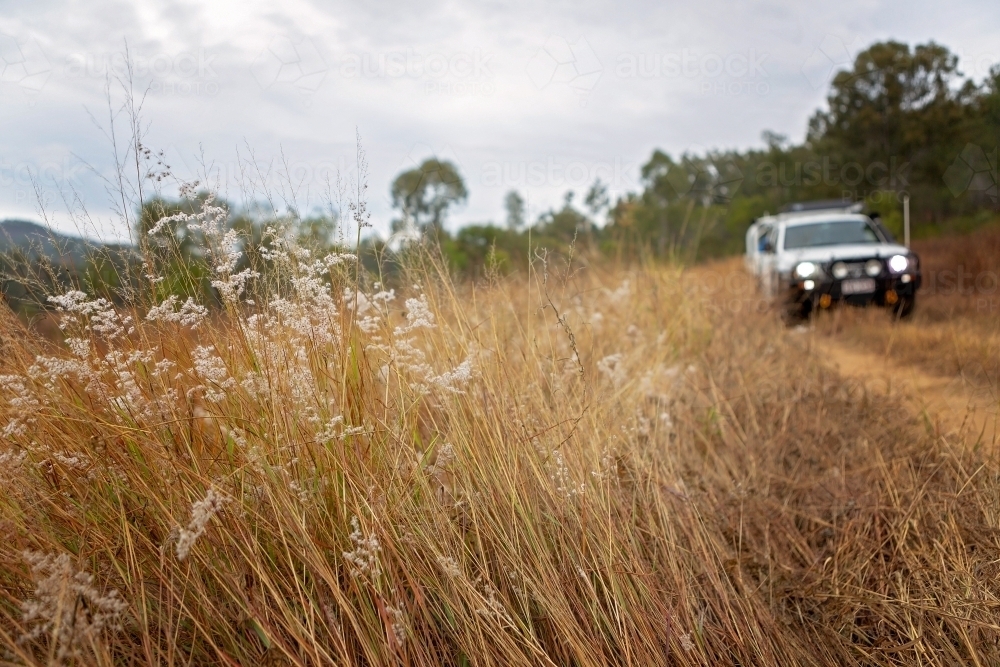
[1,0,997,238]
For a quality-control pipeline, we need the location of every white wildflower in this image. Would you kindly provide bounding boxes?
[48,291,133,339]
[103,349,157,420]
[46,290,89,314]
[240,370,271,398]
[393,294,435,335]
[323,251,357,266]
[51,451,90,472]
[385,603,406,647]
[66,337,91,360]
[610,278,631,301]
[339,424,369,440]
[473,575,512,622]
[0,449,27,483]
[343,516,381,578]
[212,267,259,304]
[316,416,345,443]
[159,190,228,241]
[0,374,40,437]
[596,353,626,385]
[19,551,127,662]
[357,316,380,333]
[425,443,455,479]
[191,346,236,402]
[590,448,616,482]
[146,296,208,328]
[175,488,226,560]
[146,209,191,236]
[551,449,584,498]
[428,354,475,393]
[213,227,242,273]
[371,289,395,304]
[505,567,524,597]
[344,288,373,316]
[227,427,249,449]
[436,555,461,578]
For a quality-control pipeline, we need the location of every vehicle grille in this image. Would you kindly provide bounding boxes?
[841,262,867,278]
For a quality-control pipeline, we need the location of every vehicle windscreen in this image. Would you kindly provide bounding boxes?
[873,219,897,243]
[783,220,881,249]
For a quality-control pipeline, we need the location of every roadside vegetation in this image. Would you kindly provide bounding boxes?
[0,182,999,664]
[0,37,999,665]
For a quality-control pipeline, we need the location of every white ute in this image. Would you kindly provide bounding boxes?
[746,202,921,321]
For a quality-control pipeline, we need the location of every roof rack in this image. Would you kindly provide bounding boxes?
[778,200,864,214]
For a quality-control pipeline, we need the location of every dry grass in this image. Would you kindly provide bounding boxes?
[2,229,1000,665]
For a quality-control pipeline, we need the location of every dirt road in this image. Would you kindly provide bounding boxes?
[811,333,1000,445]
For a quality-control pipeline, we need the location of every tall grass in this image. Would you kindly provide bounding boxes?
[2,230,1000,665]
[2,177,1000,664]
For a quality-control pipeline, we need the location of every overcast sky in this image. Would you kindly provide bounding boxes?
[1,0,998,242]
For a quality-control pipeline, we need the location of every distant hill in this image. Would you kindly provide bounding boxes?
[0,219,97,268]
[0,219,140,310]
[0,219,134,268]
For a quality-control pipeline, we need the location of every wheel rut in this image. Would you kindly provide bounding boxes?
[810,334,999,445]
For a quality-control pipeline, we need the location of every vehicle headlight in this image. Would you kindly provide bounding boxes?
[831,262,848,279]
[864,259,883,277]
[888,254,909,273]
[794,261,818,279]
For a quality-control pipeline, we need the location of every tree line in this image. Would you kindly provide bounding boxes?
[380,40,1000,273]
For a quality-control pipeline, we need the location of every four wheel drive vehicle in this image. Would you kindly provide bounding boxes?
[749,207,921,320]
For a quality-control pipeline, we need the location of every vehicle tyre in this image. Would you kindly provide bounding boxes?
[782,300,810,325]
